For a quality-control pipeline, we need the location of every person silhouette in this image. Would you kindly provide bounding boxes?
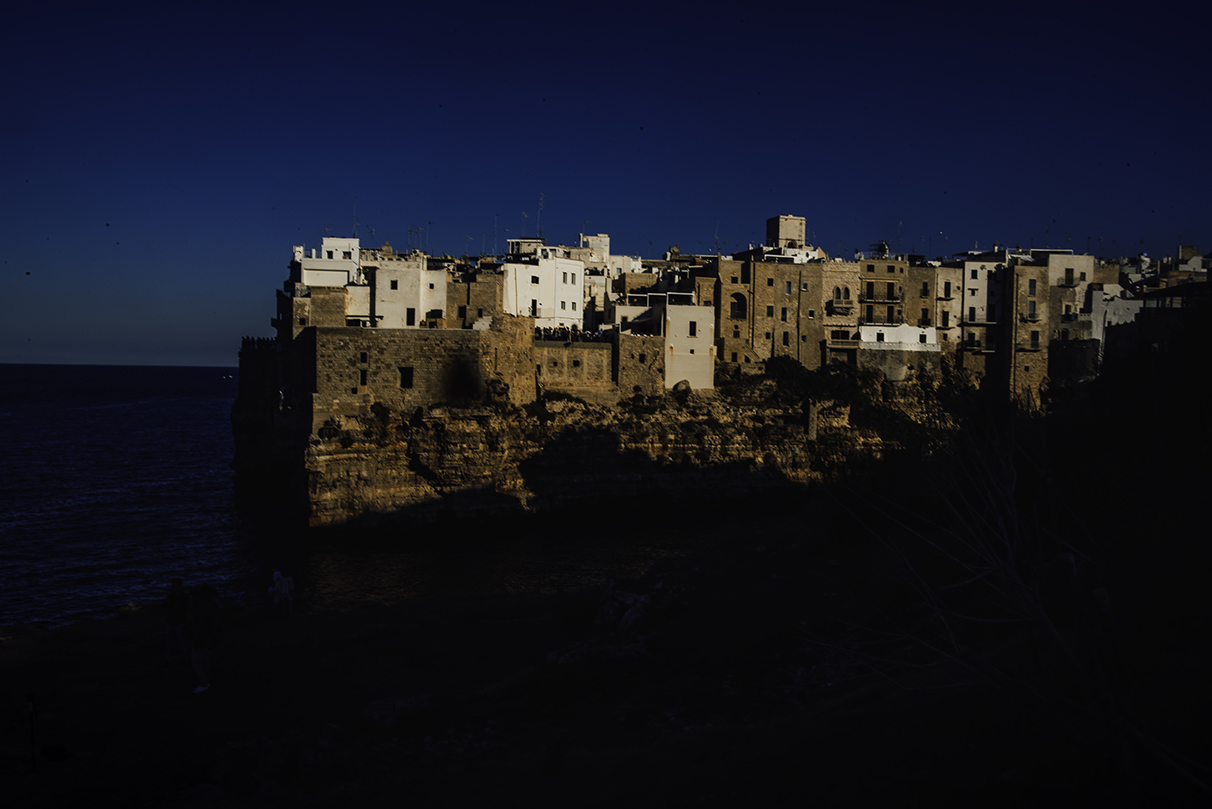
[164,578,190,665]
[188,584,222,693]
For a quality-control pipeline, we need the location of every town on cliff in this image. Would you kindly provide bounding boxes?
[232,214,1207,526]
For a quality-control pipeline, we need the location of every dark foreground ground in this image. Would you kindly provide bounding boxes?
[3,488,1209,809]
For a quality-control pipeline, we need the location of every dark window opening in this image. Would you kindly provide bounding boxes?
[457,305,467,319]
[572,359,581,367]
[399,367,414,388]
[390,280,398,290]
[688,321,697,336]
[767,278,774,286]
[359,352,367,363]
[766,305,774,317]
[638,353,647,364]
[359,369,367,386]
[406,308,416,326]
[782,332,789,346]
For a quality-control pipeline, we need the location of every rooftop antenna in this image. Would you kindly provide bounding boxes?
[351,197,358,238]
[897,220,902,255]
[713,221,720,255]
[521,211,528,237]
[536,193,544,241]
[427,221,434,253]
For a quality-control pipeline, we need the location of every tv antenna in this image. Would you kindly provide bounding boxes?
[521,211,528,237]
[536,193,544,241]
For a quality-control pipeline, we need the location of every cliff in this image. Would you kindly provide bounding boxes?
[299,389,872,527]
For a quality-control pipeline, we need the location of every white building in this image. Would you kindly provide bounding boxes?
[500,245,586,329]
[290,237,448,328]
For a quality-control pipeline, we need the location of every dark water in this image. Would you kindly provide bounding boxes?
[0,364,722,628]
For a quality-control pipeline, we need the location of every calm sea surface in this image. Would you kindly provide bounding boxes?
[0,364,723,628]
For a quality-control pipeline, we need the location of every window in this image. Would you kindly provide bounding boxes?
[834,287,842,300]
[887,265,896,273]
[866,264,875,273]
[921,282,929,296]
[562,272,567,283]
[780,307,787,322]
[988,304,996,321]
[359,369,367,385]
[457,305,467,319]
[766,305,774,317]
[359,352,368,364]
[943,281,951,298]
[733,327,740,338]
[785,281,792,294]
[326,250,333,259]
[1030,330,1040,349]
[919,334,927,343]
[531,275,539,284]
[764,332,771,339]
[689,321,697,336]
[729,293,747,320]
[689,349,695,354]
[561,301,566,310]
[843,287,851,300]
[887,306,895,322]
[572,302,577,311]
[886,282,895,299]
[390,280,398,290]
[1028,300,1036,317]
[876,332,885,342]
[406,308,416,326]
[298,317,306,326]
[801,282,808,291]
[921,308,929,324]
[531,300,539,316]
[731,352,738,361]
[428,283,434,290]
[942,310,950,328]
[968,307,976,321]
[782,332,790,346]
[1028,279,1036,296]
[966,332,976,347]
[572,359,581,367]
[731,276,738,284]
[399,367,414,388]
[808,310,815,318]
[865,305,874,321]
[866,281,875,298]
[638,353,647,364]
[800,335,807,343]
[971,269,978,279]
[477,308,483,318]
[571,273,576,285]
[767,278,774,286]
[342,251,351,260]
[1080,272,1086,281]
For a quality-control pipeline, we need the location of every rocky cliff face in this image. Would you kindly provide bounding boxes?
[299,387,881,527]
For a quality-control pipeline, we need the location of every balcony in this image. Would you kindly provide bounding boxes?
[1018,341,1043,352]
[1060,313,1077,322]
[1019,312,1041,323]
[827,300,854,316]
[826,338,859,349]
[858,293,904,303]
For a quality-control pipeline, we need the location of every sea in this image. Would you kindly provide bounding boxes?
[0,364,719,628]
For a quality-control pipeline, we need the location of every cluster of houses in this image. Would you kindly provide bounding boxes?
[256,215,1207,419]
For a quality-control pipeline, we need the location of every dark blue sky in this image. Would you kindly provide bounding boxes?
[3,1,1207,366]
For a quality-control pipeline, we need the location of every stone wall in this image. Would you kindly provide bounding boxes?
[534,342,617,403]
[615,333,666,395]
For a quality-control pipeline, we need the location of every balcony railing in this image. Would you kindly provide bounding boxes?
[858,292,904,303]
[827,301,854,316]
[1020,312,1041,322]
